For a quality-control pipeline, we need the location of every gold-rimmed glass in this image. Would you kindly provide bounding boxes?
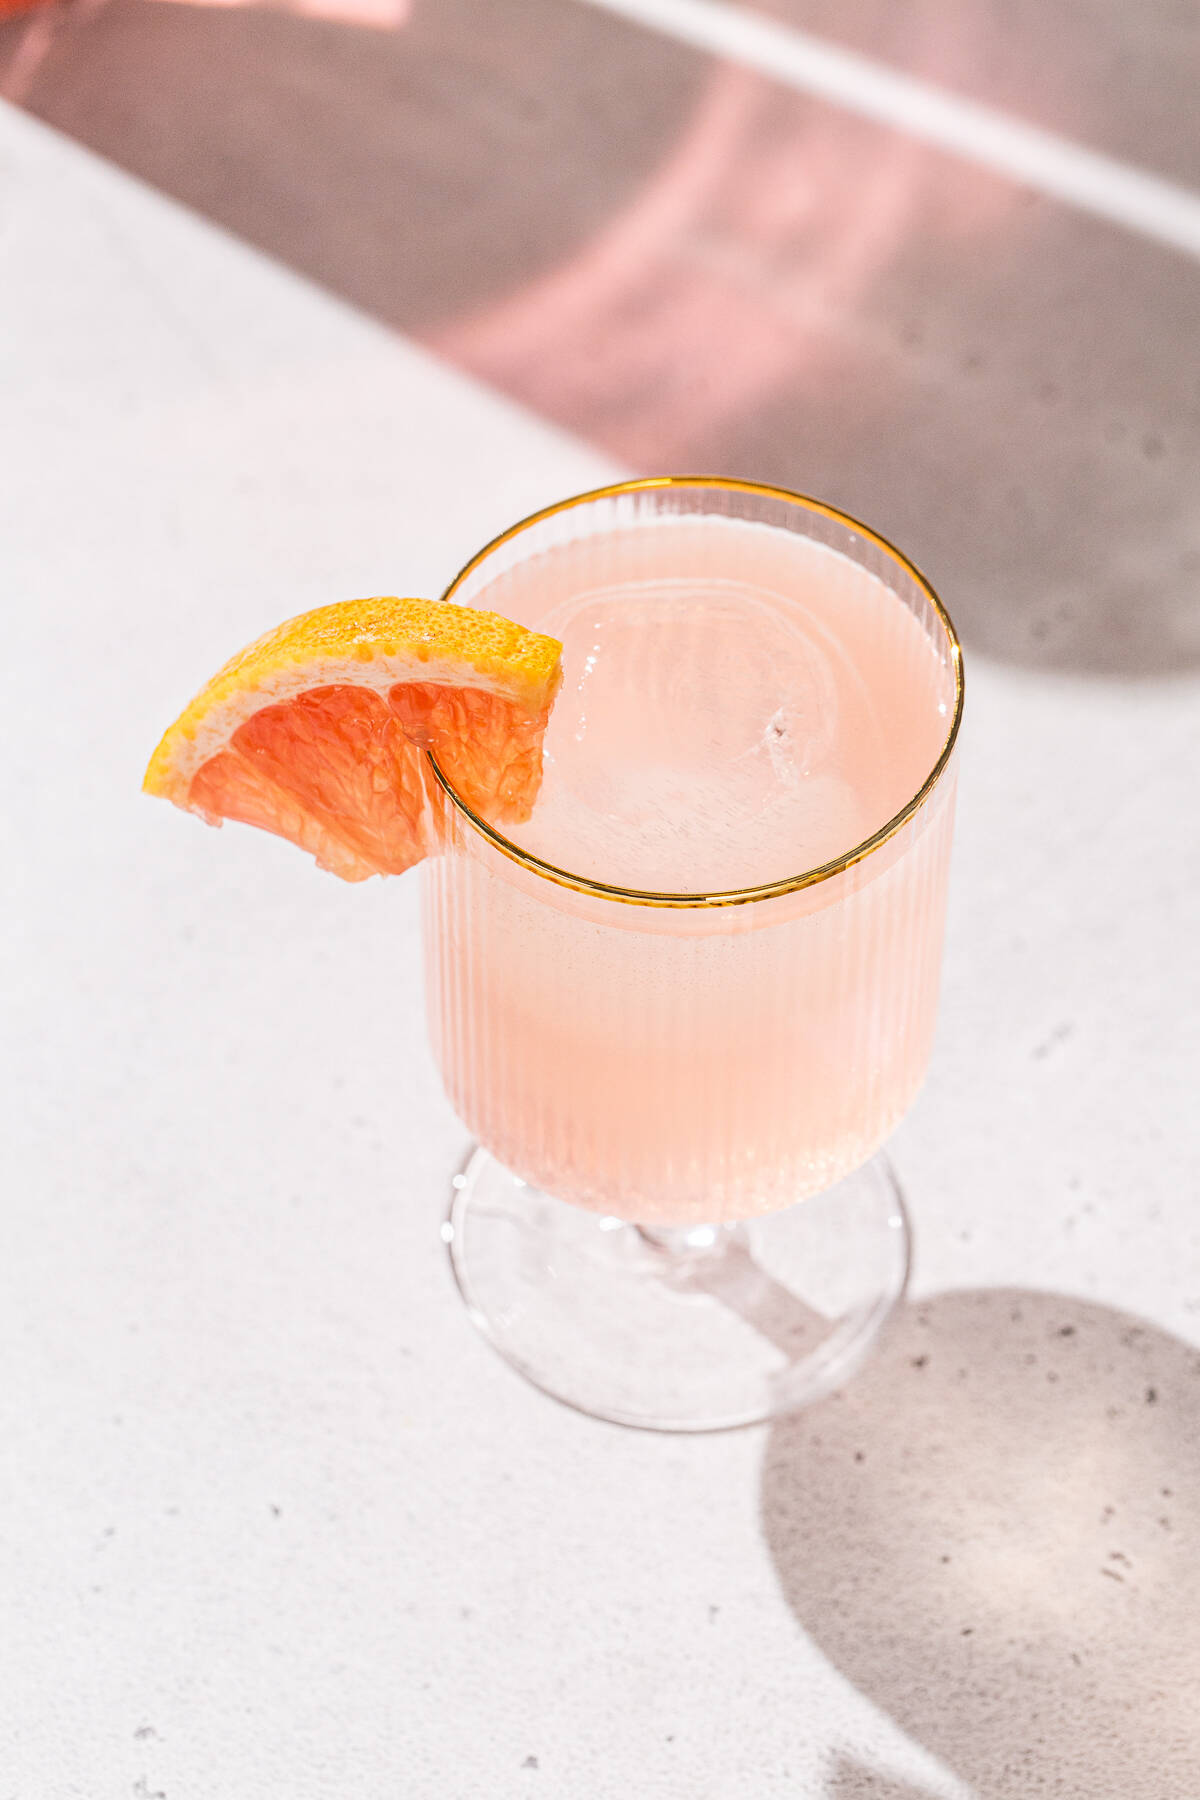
[425,478,963,1431]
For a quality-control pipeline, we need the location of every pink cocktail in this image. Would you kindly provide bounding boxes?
[425,479,962,1430]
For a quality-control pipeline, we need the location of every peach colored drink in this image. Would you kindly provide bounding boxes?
[424,510,958,1225]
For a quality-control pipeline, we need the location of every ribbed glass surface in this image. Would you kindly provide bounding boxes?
[423,483,961,1226]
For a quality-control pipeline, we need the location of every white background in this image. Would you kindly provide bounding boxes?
[2,3,1199,1793]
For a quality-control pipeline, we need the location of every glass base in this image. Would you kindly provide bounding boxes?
[445,1147,912,1432]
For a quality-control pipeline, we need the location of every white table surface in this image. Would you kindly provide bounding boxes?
[2,5,1199,1794]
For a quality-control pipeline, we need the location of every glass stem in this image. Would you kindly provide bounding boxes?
[635,1221,741,1262]
[636,1219,828,1353]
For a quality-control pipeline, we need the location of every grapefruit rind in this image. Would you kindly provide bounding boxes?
[144,595,563,802]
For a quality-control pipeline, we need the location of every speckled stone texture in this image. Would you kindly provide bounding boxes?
[765,1291,1200,1798]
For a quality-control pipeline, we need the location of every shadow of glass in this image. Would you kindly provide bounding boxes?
[761,1289,1200,1798]
[823,1764,942,1800]
[4,0,1199,675]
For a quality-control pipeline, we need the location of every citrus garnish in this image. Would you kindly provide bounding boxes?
[144,595,562,881]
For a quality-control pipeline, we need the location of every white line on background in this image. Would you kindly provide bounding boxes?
[575,0,1200,261]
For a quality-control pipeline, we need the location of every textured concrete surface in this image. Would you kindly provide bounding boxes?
[2,4,1199,1794]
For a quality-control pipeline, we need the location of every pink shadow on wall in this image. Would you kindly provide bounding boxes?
[430,5,1035,469]
[153,0,410,23]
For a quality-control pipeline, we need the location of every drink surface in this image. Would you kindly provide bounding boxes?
[482,517,952,891]
[426,510,958,1223]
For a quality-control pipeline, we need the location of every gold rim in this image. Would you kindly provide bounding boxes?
[431,475,964,910]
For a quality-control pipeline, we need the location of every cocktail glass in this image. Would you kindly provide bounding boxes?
[423,478,963,1431]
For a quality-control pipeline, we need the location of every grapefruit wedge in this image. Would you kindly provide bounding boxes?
[144,595,563,881]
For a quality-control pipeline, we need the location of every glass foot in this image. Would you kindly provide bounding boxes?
[445,1147,912,1432]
